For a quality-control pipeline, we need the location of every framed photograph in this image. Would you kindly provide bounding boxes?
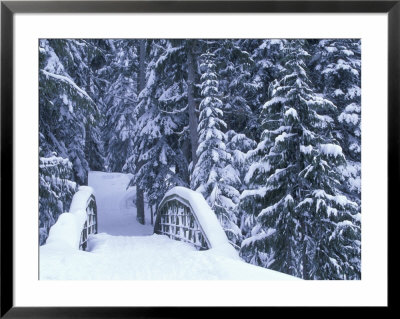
[1,0,395,316]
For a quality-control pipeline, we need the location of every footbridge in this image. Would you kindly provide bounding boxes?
[39,172,298,280]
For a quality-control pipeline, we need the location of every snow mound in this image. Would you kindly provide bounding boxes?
[43,186,94,250]
[44,210,86,250]
[160,186,239,260]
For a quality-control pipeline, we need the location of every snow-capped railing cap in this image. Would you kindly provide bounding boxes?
[159,186,239,259]
[69,186,94,214]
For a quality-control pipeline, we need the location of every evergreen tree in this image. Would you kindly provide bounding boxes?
[39,39,105,244]
[39,151,76,245]
[129,40,188,210]
[225,130,257,248]
[212,40,260,140]
[103,40,138,172]
[48,39,106,176]
[225,130,257,243]
[82,40,109,173]
[191,52,241,247]
[242,39,288,141]
[39,39,99,185]
[240,40,360,279]
[311,39,361,204]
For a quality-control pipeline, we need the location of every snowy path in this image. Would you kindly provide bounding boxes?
[40,172,299,280]
[88,171,153,236]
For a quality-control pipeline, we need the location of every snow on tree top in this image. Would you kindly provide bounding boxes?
[275,132,296,143]
[41,70,95,104]
[324,46,338,53]
[346,85,361,99]
[285,107,298,119]
[312,189,358,208]
[263,96,287,108]
[241,228,276,248]
[319,143,343,158]
[300,145,313,155]
[338,112,359,125]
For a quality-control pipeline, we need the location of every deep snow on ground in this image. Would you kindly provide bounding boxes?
[40,171,299,280]
[40,233,297,280]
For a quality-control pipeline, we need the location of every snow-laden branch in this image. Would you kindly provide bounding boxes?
[40,69,95,105]
[158,104,188,115]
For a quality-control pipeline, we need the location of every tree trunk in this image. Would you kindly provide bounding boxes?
[181,137,191,185]
[136,39,146,225]
[139,39,146,91]
[187,45,198,170]
[136,188,145,224]
[302,229,309,280]
[150,204,154,226]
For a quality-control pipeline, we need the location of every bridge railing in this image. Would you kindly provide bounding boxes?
[154,187,238,259]
[43,186,97,251]
[155,193,211,250]
[77,193,98,251]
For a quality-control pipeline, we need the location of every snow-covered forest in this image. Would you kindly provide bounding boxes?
[39,39,361,280]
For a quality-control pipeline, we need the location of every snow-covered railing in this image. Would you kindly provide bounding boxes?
[154,187,238,259]
[44,186,97,251]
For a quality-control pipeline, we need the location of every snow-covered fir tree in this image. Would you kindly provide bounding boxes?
[39,39,97,184]
[212,40,260,140]
[240,39,288,141]
[311,39,361,204]
[128,40,188,213]
[225,130,257,243]
[39,149,77,245]
[39,39,106,244]
[102,40,138,172]
[240,40,361,279]
[46,39,106,177]
[191,52,242,247]
[234,39,289,245]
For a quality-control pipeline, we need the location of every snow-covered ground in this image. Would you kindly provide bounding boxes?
[40,171,299,280]
[41,232,298,280]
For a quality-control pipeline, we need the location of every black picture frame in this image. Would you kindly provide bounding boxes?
[1,0,395,317]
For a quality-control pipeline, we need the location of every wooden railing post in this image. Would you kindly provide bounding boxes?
[79,194,98,251]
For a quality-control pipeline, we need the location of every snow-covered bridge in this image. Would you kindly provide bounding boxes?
[40,172,298,280]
